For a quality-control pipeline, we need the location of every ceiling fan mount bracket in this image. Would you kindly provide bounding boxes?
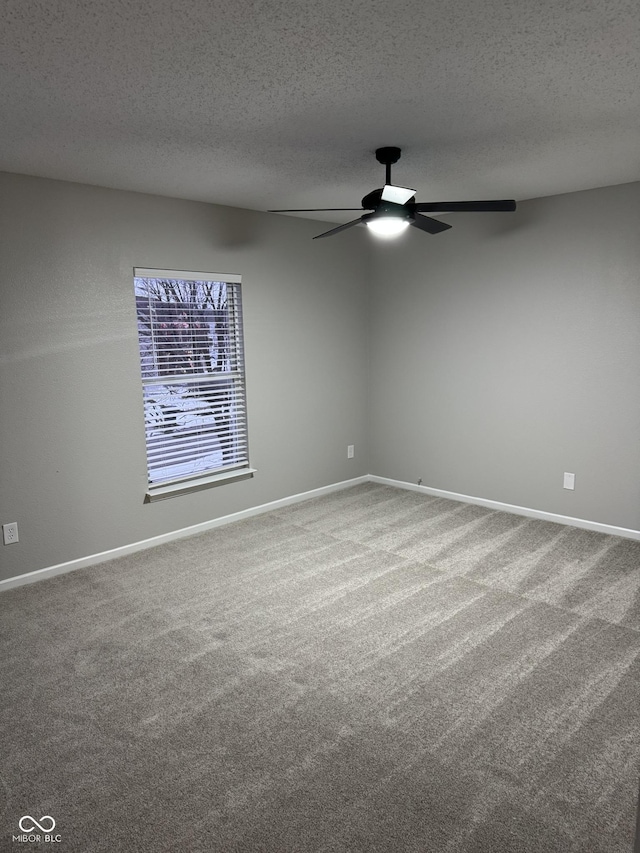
[375,147,402,166]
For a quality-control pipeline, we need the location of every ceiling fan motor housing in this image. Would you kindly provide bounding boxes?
[361,188,384,209]
[361,188,416,211]
[363,202,413,223]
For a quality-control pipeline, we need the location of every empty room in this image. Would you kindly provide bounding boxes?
[1,1,639,851]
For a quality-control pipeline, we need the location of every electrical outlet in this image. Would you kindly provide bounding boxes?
[347,445,354,459]
[563,472,575,490]
[3,522,19,545]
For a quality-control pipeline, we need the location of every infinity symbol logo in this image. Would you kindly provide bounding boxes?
[19,815,56,833]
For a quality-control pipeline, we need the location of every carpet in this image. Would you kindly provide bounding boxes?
[1,483,639,851]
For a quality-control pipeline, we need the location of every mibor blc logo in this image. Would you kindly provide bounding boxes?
[13,815,62,844]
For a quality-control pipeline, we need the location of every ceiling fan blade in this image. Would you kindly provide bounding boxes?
[313,217,364,240]
[381,185,416,205]
[414,200,516,213]
[269,207,364,212]
[410,214,452,234]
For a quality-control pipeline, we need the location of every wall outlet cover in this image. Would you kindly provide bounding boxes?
[3,522,19,544]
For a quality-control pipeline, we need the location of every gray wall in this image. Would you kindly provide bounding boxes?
[2,173,639,584]
[368,181,640,530]
[0,172,370,582]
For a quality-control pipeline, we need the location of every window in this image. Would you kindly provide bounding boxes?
[133,268,252,500]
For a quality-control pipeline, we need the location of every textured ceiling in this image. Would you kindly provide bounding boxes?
[1,0,639,222]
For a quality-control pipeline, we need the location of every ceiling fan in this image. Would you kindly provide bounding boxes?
[269,147,516,240]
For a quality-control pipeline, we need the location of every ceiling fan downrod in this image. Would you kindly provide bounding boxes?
[375,146,402,185]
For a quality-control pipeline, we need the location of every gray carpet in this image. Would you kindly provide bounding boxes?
[1,482,640,852]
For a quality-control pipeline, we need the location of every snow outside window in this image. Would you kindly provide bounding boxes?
[134,269,251,498]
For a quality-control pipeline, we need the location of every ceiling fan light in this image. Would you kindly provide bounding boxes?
[366,217,410,237]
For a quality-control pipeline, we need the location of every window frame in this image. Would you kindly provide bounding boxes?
[133,267,255,502]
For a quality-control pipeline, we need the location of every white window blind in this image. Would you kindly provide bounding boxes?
[134,269,251,494]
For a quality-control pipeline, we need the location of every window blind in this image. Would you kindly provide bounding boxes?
[134,269,250,490]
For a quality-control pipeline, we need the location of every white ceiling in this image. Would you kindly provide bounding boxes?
[1,0,639,223]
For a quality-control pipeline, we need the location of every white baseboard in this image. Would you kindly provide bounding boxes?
[0,476,369,593]
[3,472,638,593]
[369,475,640,541]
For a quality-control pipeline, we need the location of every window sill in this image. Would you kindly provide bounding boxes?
[145,468,256,502]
